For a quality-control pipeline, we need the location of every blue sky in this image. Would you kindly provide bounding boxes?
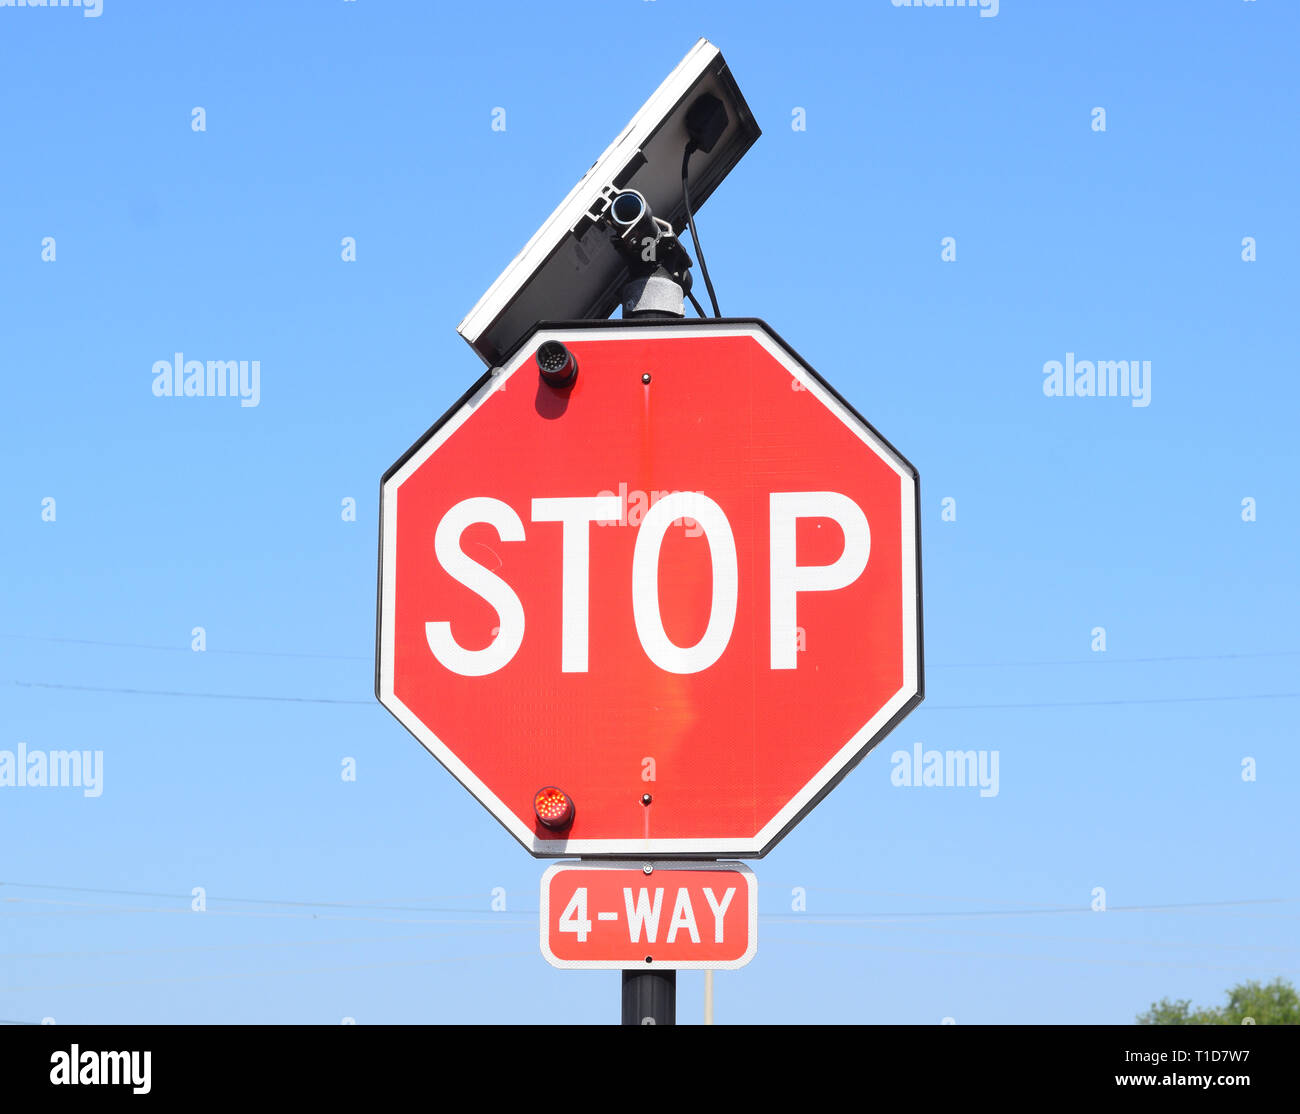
[2,0,1297,1025]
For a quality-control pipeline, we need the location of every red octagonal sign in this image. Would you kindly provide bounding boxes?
[377,320,922,857]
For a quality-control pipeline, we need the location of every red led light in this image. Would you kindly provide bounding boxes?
[533,786,575,830]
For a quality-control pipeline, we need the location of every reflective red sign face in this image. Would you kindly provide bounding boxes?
[540,862,757,970]
[377,320,922,857]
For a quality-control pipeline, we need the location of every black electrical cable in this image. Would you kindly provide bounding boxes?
[686,288,708,318]
[682,141,721,317]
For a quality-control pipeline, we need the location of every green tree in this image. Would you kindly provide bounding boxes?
[1138,978,1299,1024]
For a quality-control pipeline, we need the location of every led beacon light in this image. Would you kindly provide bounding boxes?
[533,786,575,830]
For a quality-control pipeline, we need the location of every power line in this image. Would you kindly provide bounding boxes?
[0,633,368,663]
[9,920,1288,965]
[5,888,1293,926]
[763,898,1295,923]
[10,680,373,705]
[924,692,1300,711]
[0,880,503,914]
[0,896,535,928]
[794,919,1300,955]
[930,649,1300,669]
[771,885,1085,908]
[761,936,1299,976]
[2,951,540,994]
[13,677,1298,710]
[2,929,529,962]
[8,632,1296,671]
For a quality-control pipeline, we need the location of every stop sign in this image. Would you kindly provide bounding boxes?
[376,319,922,857]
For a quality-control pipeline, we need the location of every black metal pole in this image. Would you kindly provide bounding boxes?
[615,296,682,1028]
[621,968,676,1025]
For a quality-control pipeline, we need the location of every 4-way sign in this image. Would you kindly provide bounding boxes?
[376,319,923,857]
[541,862,757,969]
